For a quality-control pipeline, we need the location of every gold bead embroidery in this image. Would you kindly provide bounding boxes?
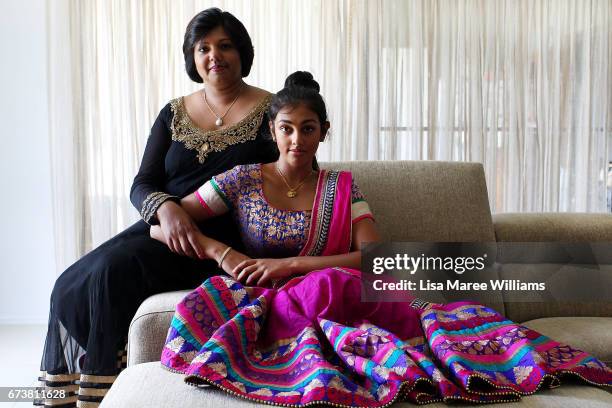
[141,191,177,223]
[170,95,271,164]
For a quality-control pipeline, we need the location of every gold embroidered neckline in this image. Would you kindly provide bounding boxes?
[170,94,271,164]
[176,94,271,136]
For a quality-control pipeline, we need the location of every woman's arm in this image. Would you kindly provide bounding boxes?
[154,165,242,258]
[235,218,380,286]
[130,103,177,223]
[131,103,207,259]
[154,188,231,258]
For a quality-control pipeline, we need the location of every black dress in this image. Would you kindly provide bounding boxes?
[39,96,278,405]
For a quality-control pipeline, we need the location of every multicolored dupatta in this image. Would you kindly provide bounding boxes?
[161,170,612,407]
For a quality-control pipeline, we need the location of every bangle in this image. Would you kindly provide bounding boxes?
[218,246,232,268]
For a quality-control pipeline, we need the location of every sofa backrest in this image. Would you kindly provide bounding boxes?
[322,160,505,312]
[322,160,496,242]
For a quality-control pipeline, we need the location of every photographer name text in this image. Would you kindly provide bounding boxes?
[372,279,546,291]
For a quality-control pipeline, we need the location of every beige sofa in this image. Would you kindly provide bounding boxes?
[102,161,612,407]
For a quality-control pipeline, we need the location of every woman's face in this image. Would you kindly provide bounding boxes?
[194,26,242,86]
[270,103,328,169]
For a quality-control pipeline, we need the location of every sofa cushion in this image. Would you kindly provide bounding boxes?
[127,290,190,367]
[498,263,612,322]
[101,362,612,408]
[507,300,612,323]
[522,317,612,365]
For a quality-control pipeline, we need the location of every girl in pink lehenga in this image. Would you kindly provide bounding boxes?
[151,71,612,407]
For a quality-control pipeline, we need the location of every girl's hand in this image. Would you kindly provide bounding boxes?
[219,249,252,279]
[234,258,294,287]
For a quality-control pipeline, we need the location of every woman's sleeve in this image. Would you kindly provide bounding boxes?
[351,178,375,224]
[193,165,247,218]
[129,103,179,224]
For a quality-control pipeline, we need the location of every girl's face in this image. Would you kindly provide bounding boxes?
[194,26,242,86]
[270,103,329,168]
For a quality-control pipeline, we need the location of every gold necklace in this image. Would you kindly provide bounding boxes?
[202,85,243,127]
[275,164,313,198]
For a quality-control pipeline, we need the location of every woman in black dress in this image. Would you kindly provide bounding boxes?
[38,8,278,408]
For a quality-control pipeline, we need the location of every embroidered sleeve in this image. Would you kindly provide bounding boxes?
[194,165,250,216]
[351,178,375,224]
[140,192,179,224]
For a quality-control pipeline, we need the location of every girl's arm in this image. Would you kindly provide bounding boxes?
[282,216,380,273]
[150,225,251,278]
[235,218,380,286]
[179,193,215,222]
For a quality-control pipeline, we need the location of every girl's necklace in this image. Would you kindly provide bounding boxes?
[275,165,313,198]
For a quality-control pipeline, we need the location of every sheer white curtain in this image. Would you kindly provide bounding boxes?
[47,0,611,270]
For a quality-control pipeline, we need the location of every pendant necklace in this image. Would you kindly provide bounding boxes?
[202,85,243,127]
[275,164,313,198]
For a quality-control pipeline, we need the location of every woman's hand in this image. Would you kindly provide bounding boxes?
[234,258,294,287]
[156,201,205,259]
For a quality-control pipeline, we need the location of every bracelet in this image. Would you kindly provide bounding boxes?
[218,246,233,268]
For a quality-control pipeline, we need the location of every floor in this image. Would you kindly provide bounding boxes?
[0,324,47,408]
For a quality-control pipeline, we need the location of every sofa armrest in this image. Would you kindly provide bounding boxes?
[127,290,190,367]
[493,213,612,322]
[493,213,612,242]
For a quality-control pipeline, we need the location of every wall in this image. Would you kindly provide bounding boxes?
[0,0,55,324]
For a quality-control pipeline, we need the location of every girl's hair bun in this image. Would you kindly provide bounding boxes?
[283,71,320,93]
